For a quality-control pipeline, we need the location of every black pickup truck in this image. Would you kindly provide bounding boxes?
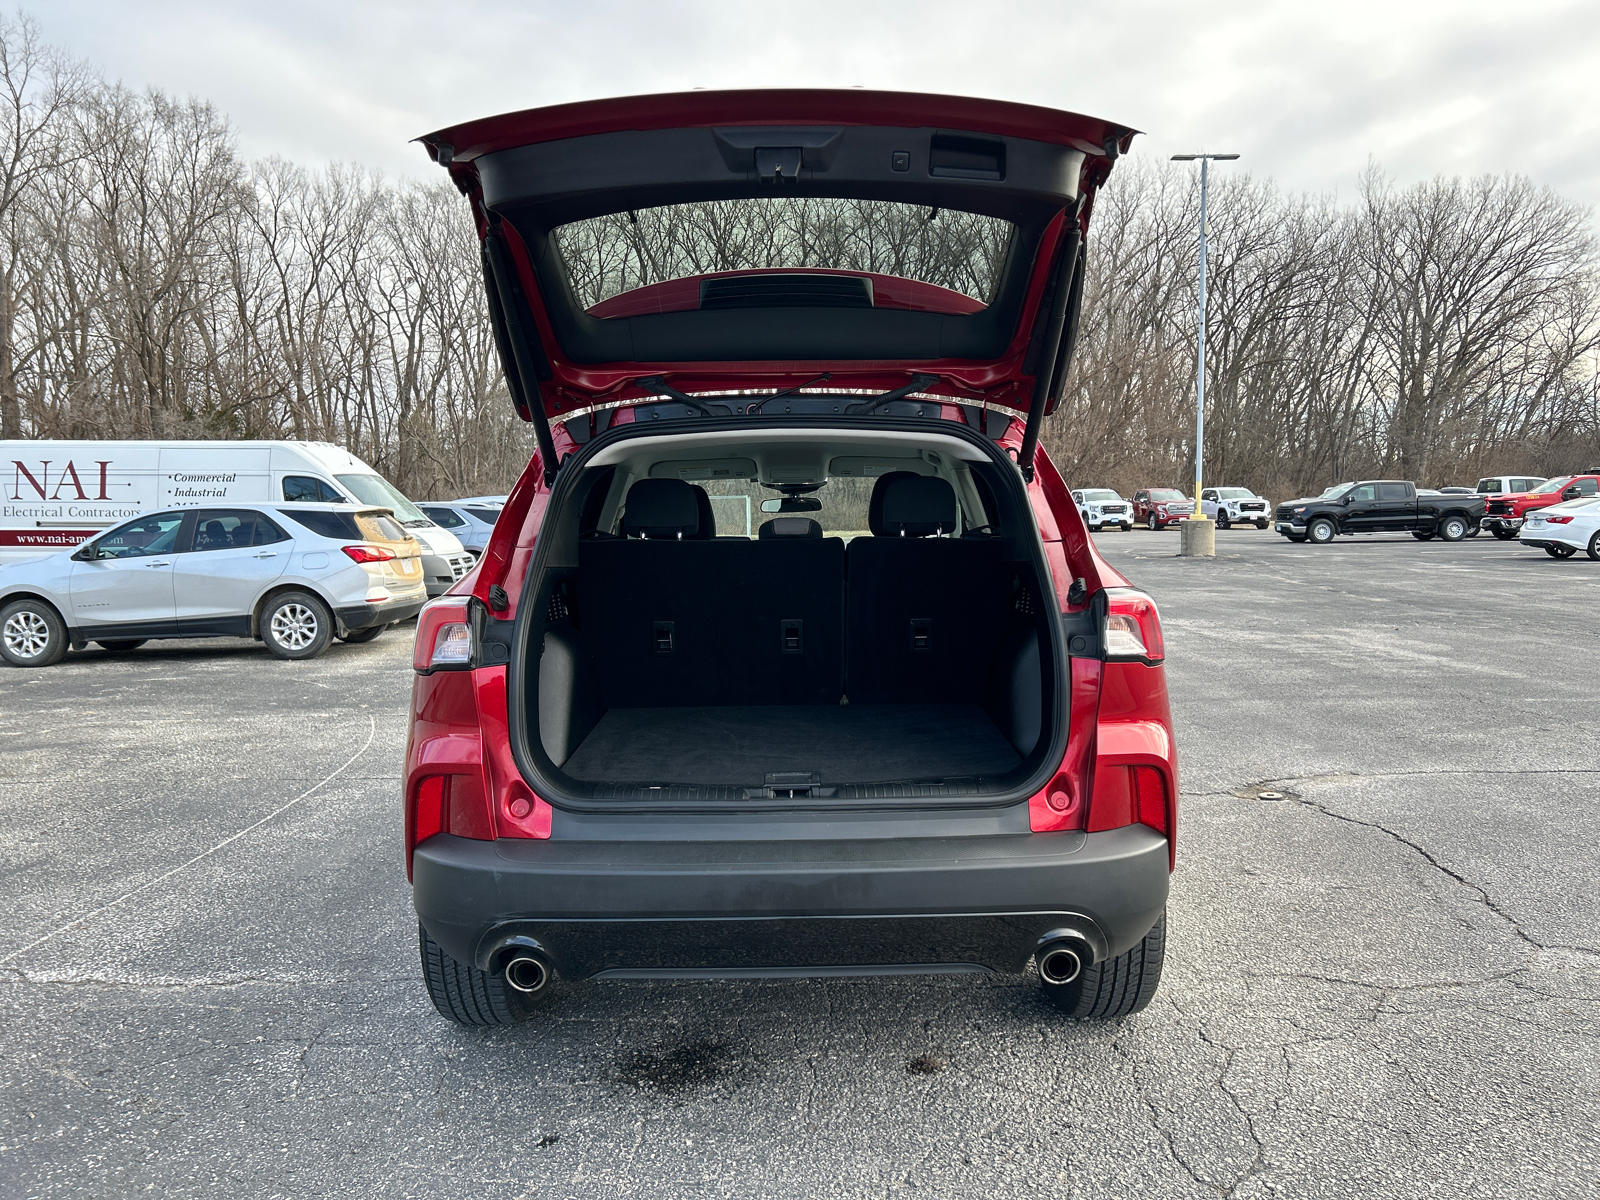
[1274,481,1485,544]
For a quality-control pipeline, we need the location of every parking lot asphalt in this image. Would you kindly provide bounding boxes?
[3,529,1598,1199]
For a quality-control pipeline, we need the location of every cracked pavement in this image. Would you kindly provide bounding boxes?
[3,530,1597,1197]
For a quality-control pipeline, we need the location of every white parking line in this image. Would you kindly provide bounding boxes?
[0,714,376,967]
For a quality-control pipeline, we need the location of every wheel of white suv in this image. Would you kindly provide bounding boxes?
[1588,531,1600,561]
[1439,515,1468,542]
[1307,517,1336,544]
[1041,912,1166,1018]
[0,599,68,668]
[262,591,333,660]
[419,923,548,1026]
[1215,513,1230,530]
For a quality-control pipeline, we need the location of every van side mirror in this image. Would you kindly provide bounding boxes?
[72,543,101,561]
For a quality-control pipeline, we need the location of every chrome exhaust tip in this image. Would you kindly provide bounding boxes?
[504,952,550,995]
[1037,942,1086,986]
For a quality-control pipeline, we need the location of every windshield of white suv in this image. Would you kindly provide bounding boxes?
[335,474,429,526]
[1215,488,1254,499]
[1081,490,1122,502]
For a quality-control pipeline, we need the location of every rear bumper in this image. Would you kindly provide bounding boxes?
[337,594,426,631]
[411,824,1171,980]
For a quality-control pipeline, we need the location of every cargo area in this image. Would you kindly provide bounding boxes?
[523,443,1060,801]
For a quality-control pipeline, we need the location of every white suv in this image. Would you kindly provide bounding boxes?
[0,503,428,667]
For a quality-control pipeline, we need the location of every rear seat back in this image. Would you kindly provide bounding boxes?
[845,474,1009,704]
[580,479,844,707]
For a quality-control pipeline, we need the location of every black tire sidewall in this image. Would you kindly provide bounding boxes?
[262,591,333,660]
[1440,516,1467,541]
[1308,518,1336,544]
[1589,532,1600,561]
[339,625,386,644]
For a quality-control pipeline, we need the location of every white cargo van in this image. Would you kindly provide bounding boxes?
[0,441,473,594]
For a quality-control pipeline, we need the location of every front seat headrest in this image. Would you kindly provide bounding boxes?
[622,478,700,539]
[758,517,823,539]
[878,475,957,537]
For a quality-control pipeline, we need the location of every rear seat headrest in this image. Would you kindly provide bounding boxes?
[622,478,700,539]
[689,485,716,539]
[876,474,958,537]
[758,517,823,539]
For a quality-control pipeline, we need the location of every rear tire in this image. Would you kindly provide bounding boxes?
[1588,531,1600,561]
[419,923,542,1026]
[338,624,386,644]
[1216,514,1230,530]
[1042,912,1166,1019]
[1307,517,1336,544]
[1412,530,1434,541]
[1491,527,1517,541]
[1439,515,1468,542]
[0,599,68,667]
[1465,523,1480,538]
[94,639,148,652]
[1546,544,1576,559]
[261,591,333,660]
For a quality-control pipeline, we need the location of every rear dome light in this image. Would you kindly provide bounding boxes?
[343,544,396,563]
[1103,589,1164,663]
[413,598,475,672]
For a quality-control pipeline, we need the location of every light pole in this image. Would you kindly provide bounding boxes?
[1170,151,1238,549]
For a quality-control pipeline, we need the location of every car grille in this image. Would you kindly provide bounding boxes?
[1486,500,1512,516]
[1274,505,1298,520]
[448,554,473,579]
[1240,502,1266,512]
[1101,505,1128,514]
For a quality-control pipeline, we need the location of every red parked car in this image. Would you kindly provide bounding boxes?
[1480,474,1600,540]
[404,90,1176,1026]
[1131,489,1195,530]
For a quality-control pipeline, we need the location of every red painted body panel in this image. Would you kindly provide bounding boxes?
[1485,475,1600,521]
[588,269,987,321]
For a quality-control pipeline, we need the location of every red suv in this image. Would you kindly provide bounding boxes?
[404,90,1176,1026]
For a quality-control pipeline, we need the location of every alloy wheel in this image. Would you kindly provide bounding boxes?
[270,603,320,650]
[3,610,50,659]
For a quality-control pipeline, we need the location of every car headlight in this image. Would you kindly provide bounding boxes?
[1292,506,1307,514]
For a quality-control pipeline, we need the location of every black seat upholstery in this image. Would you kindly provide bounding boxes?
[579,480,844,707]
[689,485,717,539]
[758,517,823,539]
[845,473,1009,704]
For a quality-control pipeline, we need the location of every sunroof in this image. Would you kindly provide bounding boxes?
[553,198,1013,311]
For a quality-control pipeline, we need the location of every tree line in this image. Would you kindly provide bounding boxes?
[3,13,1597,502]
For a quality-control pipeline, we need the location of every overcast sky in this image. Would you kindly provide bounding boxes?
[33,0,1600,207]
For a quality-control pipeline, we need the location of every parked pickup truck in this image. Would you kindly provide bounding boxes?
[1199,487,1271,529]
[1480,474,1600,540]
[1274,480,1485,544]
[1132,488,1195,530]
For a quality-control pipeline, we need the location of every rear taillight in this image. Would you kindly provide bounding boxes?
[1103,588,1164,663]
[413,598,473,672]
[1546,516,1574,524]
[343,544,396,563]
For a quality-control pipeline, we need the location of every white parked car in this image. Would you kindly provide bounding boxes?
[1517,496,1600,560]
[0,502,429,667]
[1070,488,1133,532]
[1199,487,1271,529]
